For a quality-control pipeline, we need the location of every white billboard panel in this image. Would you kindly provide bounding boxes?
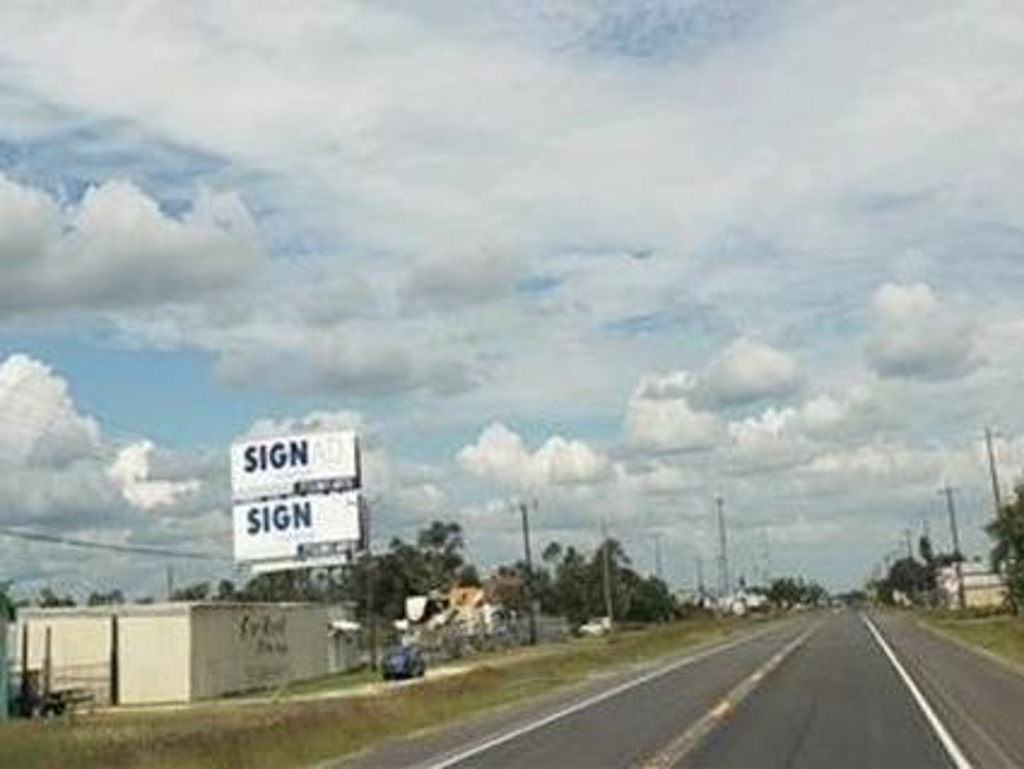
[231,430,358,501]
[232,491,361,562]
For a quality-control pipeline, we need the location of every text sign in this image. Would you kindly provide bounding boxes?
[230,430,358,501]
[232,491,361,562]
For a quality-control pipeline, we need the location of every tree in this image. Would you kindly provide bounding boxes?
[417,520,467,589]
[529,538,678,625]
[325,520,477,622]
[551,545,591,624]
[541,542,562,565]
[86,589,125,606]
[216,579,239,601]
[0,581,15,620]
[624,576,677,623]
[171,581,211,602]
[767,577,828,608]
[987,483,1024,612]
[888,557,930,599]
[456,564,481,587]
[37,587,75,608]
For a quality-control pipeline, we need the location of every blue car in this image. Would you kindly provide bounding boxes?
[381,644,426,681]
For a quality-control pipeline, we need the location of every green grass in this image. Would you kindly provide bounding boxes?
[266,667,379,698]
[0,617,749,769]
[919,612,1024,670]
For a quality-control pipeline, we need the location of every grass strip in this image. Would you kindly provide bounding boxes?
[0,617,745,769]
[918,613,1024,672]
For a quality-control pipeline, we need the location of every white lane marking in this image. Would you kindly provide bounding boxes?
[420,623,796,769]
[861,613,973,769]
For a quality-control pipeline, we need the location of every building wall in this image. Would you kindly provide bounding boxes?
[190,604,329,700]
[18,614,114,702]
[118,614,191,705]
[15,603,332,705]
[965,584,1009,609]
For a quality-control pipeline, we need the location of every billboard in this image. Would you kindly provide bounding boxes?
[230,430,359,501]
[230,430,362,566]
[232,491,361,562]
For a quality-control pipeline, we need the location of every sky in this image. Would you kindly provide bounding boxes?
[1,0,1023,597]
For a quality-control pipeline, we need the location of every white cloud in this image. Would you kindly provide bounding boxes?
[698,338,800,407]
[403,247,521,311]
[241,409,365,441]
[0,353,222,538]
[625,375,720,453]
[0,353,100,467]
[2,3,1024,589]
[458,422,611,489]
[866,282,978,381]
[0,175,260,316]
[107,441,201,511]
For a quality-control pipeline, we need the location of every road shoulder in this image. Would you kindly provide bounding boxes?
[873,612,1024,769]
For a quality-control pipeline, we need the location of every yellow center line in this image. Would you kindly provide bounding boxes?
[636,620,822,769]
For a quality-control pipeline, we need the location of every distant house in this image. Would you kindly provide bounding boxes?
[938,561,1008,609]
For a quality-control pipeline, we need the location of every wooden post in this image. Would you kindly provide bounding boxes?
[109,615,119,706]
[19,622,29,717]
[42,626,51,702]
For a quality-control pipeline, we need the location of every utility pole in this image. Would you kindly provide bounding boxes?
[760,527,772,586]
[519,500,538,645]
[985,427,1004,517]
[652,532,664,583]
[903,528,914,561]
[600,518,614,627]
[695,555,706,605]
[363,496,378,670]
[939,485,967,609]
[715,496,730,599]
[166,566,175,601]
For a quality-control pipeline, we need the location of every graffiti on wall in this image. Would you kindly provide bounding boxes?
[239,612,289,656]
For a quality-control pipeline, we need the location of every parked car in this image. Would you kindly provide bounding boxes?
[381,644,426,681]
[578,617,612,637]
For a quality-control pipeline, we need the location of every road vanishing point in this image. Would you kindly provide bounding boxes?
[342,610,1024,769]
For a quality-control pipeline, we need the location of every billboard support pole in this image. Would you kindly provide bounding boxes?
[364,495,378,671]
[19,622,28,717]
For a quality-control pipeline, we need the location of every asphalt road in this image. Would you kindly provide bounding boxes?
[343,611,1024,769]
[873,612,1024,768]
[680,612,953,769]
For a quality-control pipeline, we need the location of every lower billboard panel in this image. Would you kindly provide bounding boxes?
[233,491,361,563]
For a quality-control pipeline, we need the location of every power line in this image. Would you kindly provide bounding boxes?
[0,526,227,561]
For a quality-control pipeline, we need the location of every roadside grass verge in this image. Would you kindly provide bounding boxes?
[0,616,749,769]
[918,612,1024,671]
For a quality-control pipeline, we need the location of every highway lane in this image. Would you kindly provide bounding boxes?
[343,617,814,769]
[679,611,956,769]
[342,610,1024,769]
[874,612,1024,768]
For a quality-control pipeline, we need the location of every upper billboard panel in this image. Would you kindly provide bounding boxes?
[230,430,359,502]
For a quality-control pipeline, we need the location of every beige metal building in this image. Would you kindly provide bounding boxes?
[938,562,1009,610]
[14,602,342,705]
